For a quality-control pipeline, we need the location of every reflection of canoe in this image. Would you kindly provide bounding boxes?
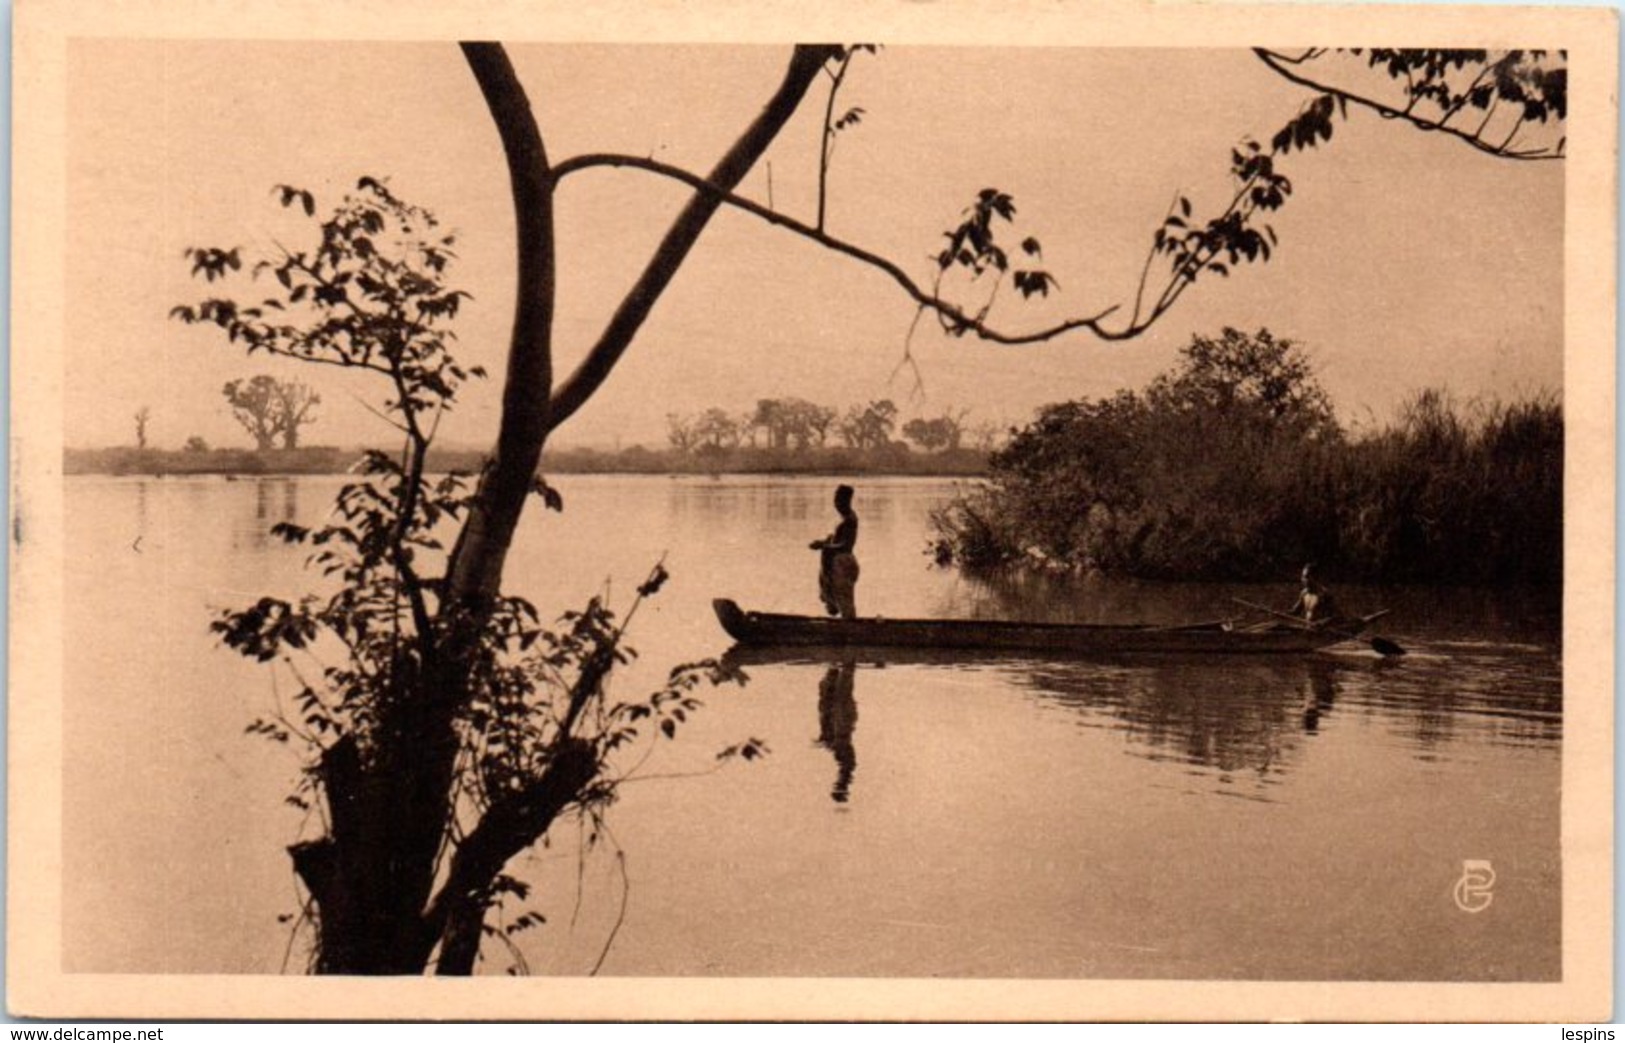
[713,599,1371,656]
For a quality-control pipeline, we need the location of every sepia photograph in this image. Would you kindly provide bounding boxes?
[8,0,1616,1023]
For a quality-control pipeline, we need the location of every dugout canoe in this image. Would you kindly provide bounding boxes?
[713,598,1374,656]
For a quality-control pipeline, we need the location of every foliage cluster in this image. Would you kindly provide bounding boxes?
[177,179,757,974]
[930,328,1561,585]
[1254,49,1565,162]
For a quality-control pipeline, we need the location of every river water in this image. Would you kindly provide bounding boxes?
[62,474,1561,979]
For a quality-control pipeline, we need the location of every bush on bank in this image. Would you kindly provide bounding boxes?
[929,329,1561,586]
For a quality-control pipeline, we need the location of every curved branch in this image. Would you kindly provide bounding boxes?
[423,737,598,975]
[446,42,559,604]
[551,152,1136,348]
[1254,48,1564,161]
[544,45,841,433]
[817,51,854,232]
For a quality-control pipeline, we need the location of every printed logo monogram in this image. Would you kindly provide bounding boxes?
[1453,859,1496,913]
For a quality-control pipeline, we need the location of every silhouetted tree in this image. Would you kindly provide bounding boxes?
[665,412,699,454]
[751,397,838,450]
[750,398,788,449]
[273,380,321,449]
[1147,327,1337,436]
[694,407,742,450]
[222,375,320,451]
[223,376,281,450]
[903,408,970,452]
[840,399,898,450]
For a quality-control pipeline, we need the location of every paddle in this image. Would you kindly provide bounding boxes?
[1231,598,1408,657]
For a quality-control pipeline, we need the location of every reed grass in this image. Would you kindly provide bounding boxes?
[931,387,1562,586]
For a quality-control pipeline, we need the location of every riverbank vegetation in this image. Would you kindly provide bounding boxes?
[63,441,991,477]
[66,393,999,477]
[65,445,354,476]
[929,328,1562,586]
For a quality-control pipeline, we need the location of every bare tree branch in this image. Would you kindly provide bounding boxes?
[545,45,841,433]
[551,152,1134,348]
[423,738,598,974]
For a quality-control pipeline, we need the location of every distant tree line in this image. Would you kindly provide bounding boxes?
[91,390,1003,473]
[667,397,1002,457]
[64,444,352,477]
[930,328,1562,586]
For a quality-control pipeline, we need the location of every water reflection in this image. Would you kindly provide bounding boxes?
[728,639,1558,793]
[135,478,149,538]
[663,475,923,541]
[1343,648,1563,754]
[1021,657,1342,785]
[816,660,858,803]
[667,481,816,525]
[236,478,303,550]
[1300,657,1337,733]
[929,568,1562,759]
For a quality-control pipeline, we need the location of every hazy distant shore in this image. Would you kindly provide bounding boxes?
[63,445,991,478]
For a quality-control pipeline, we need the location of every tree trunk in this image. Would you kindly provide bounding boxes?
[442,42,560,606]
[543,44,841,432]
[292,736,441,974]
[295,42,838,976]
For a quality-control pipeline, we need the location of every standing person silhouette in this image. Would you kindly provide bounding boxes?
[810,484,860,618]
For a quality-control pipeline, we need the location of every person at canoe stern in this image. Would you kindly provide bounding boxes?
[1289,563,1343,626]
[811,484,860,618]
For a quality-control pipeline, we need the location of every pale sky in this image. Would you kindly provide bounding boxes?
[66,41,1564,450]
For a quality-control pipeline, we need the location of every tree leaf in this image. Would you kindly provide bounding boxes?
[531,476,564,512]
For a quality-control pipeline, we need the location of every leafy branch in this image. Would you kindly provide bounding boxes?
[179,180,761,974]
[550,153,1124,348]
[1255,48,1566,160]
[816,44,878,232]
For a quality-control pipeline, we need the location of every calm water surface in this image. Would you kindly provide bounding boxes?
[63,474,1561,979]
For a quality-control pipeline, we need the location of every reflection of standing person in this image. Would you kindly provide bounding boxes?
[1300,658,1338,733]
[817,660,858,803]
[810,484,860,618]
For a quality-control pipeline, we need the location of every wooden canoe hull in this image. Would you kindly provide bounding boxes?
[713,599,1358,656]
